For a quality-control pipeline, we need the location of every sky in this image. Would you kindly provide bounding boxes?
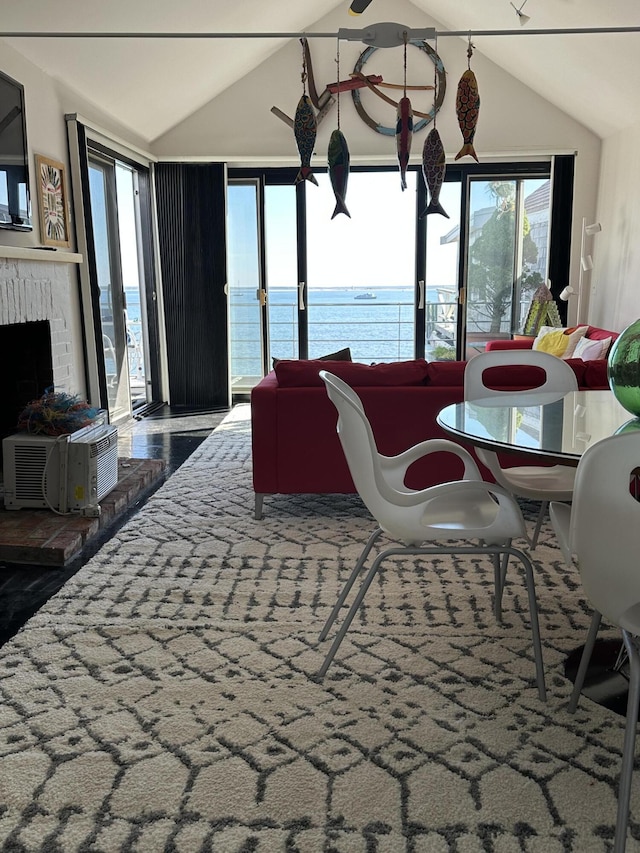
[258,169,461,292]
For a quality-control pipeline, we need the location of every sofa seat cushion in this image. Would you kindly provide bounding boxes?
[274,358,430,388]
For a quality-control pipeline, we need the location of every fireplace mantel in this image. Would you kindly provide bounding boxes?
[0,245,83,264]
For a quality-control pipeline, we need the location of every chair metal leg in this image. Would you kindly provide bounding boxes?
[567,610,602,713]
[318,545,402,678]
[493,553,502,624]
[614,631,640,853]
[530,501,548,550]
[254,493,264,520]
[509,546,547,702]
[318,527,383,642]
[493,544,511,625]
[317,543,546,702]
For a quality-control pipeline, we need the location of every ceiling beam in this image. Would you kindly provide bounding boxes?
[0,26,638,39]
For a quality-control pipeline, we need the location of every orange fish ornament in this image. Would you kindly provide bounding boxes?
[455,69,480,162]
[395,96,413,191]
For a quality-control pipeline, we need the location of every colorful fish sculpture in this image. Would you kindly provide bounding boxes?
[420,128,449,219]
[328,129,351,219]
[395,96,413,191]
[294,95,318,185]
[455,69,480,162]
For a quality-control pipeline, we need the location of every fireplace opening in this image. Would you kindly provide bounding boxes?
[0,320,53,464]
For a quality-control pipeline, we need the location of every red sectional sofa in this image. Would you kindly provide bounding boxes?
[250,354,612,519]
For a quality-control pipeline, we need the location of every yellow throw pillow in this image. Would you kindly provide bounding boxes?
[532,325,588,359]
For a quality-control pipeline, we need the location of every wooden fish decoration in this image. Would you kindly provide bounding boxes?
[395,96,413,191]
[455,69,480,162]
[420,128,449,219]
[328,129,350,219]
[294,95,318,185]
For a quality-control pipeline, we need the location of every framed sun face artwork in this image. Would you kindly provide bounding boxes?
[35,154,70,248]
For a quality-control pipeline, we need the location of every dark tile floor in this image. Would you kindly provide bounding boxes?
[0,404,229,647]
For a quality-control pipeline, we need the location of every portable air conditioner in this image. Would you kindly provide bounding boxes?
[2,421,119,514]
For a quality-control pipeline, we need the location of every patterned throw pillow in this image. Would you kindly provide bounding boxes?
[573,335,612,361]
[532,325,588,359]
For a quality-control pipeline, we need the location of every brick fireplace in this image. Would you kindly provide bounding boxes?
[0,252,82,444]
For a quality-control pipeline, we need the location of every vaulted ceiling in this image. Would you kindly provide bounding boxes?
[1,0,638,144]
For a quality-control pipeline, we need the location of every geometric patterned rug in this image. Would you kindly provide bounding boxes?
[0,404,636,852]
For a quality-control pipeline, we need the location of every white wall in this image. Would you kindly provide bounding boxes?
[588,121,640,333]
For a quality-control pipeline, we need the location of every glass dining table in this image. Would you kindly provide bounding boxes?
[437,388,640,716]
[436,389,638,467]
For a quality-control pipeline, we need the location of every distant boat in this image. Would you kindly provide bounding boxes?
[355,292,377,300]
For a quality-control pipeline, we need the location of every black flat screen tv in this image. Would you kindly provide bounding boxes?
[0,70,31,231]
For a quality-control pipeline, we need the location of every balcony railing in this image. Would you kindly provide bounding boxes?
[230,295,524,387]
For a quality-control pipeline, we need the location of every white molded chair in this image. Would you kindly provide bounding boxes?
[317,369,546,701]
[464,348,579,549]
[550,432,640,853]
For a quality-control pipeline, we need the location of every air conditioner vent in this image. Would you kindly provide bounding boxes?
[3,423,118,512]
[90,434,115,457]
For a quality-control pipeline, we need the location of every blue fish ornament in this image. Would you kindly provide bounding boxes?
[420,128,449,219]
[294,95,318,185]
[328,129,350,219]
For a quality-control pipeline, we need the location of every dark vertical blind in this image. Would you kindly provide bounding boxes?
[548,154,575,325]
[155,163,229,408]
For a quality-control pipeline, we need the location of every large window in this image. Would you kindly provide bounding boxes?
[228,159,568,391]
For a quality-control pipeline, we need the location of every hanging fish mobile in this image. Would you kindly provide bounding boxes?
[294,94,318,185]
[455,41,480,162]
[421,127,448,219]
[328,129,351,218]
[395,96,413,191]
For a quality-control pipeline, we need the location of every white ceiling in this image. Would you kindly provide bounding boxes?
[1,0,639,144]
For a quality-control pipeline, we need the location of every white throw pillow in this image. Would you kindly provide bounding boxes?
[532,325,588,359]
[573,335,612,361]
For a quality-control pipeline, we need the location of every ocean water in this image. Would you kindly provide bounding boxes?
[229,286,456,376]
[125,285,457,379]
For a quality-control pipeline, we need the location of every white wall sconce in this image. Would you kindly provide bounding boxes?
[577,218,602,324]
[559,285,576,301]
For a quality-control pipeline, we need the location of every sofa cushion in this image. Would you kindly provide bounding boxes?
[426,358,588,388]
[532,325,588,358]
[425,361,466,386]
[583,359,610,389]
[274,358,430,388]
[272,347,351,370]
[586,326,618,343]
[573,336,612,361]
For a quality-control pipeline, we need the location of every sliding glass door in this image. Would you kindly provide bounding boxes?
[88,156,131,422]
[422,181,462,361]
[227,179,299,391]
[228,161,560,388]
[463,176,550,358]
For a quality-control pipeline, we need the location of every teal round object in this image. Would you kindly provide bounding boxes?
[607,319,640,416]
[614,417,640,435]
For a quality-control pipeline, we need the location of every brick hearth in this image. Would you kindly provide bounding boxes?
[0,456,166,567]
